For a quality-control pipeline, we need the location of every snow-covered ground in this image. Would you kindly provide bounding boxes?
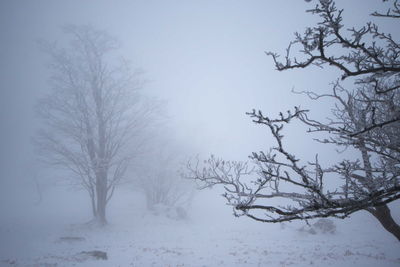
[1,187,399,267]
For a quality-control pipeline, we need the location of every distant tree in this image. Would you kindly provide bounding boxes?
[186,0,400,240]
[36,25,154,225]
[135,138,194,213]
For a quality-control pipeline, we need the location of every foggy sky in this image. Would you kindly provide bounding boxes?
[0,0,398,209]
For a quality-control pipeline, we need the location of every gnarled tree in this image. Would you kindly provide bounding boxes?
[186,0,400,240]
[36,25,154,225]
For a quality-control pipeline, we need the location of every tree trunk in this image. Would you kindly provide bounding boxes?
[145,192,152,210]
[90,193,97,218]
[360,143,400,241]
[95,172,108,225]
[367,204,400,241]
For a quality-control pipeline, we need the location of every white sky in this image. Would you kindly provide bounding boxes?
[0,0,397,197]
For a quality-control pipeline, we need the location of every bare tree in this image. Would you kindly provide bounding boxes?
[267,0,400,134]
[36,25,154,225]
[186,0,400,241]
[135,138,194,213]
[187,85,400,240]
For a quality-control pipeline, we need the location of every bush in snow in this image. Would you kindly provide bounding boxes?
[152,203,188,220]
[298,219,336,235]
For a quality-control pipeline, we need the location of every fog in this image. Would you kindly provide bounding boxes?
[0,0,399,266]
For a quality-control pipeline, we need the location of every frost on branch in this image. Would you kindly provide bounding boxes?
[266,0,400,135]
[186,0,400,241]
[186,96,400,223]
